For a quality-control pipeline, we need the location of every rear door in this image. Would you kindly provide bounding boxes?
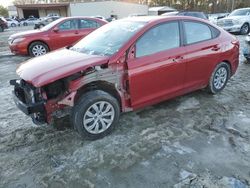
[49,19,79,50]
[182,21,221,91]
[127,21,187,109]
[77,19,102,39]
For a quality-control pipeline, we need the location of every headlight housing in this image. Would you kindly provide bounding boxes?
[12,37,25,44]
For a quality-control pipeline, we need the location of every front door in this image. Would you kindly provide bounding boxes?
[49,19,79,50]
[127,21,187,109]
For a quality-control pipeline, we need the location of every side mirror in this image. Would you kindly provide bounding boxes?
[53,27,59,32]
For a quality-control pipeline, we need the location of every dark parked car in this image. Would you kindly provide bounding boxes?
[34,16,60,29]
[0,17,8,32]
[162,11,208,20]
[10,16,239,140]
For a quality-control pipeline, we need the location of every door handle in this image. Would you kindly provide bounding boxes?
[173,56,183,62]
[211,45,220,51]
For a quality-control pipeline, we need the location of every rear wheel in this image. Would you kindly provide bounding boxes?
[207,62,230,94]
[240,23,249,35]
[11,23,16,27]
[29,41,49,57]
[71,90,120,140]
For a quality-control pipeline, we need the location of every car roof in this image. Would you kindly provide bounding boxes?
[121,15,206,23]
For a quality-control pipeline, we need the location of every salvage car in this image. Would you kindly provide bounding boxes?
[8,17,107,56]
[10,16,239,140]
[217,8,250,35]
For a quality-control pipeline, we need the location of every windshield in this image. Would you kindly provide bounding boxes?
[70,20,146,56]
[229,9,250,16]
[40,18,64,31]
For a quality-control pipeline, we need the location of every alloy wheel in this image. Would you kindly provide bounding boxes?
[213,67,228,90]
[83,101,115,134]
[32,45,47,56]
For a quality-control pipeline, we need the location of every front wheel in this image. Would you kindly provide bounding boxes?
[29,41,49,57]
[240,23,249,35]
[207,62,231,94]
[71,90,120,140]
[11,23,16,27]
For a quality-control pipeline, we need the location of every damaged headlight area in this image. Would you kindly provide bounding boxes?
[43,80,65,100]
[10,79,46,124]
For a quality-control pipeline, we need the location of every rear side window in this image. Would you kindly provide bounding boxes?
[59,19,78,30]
[136,22,180,58]
[184,21,212,44]
[79,19,100,29]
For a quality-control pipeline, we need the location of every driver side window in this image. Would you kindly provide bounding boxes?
[136,22,180,58]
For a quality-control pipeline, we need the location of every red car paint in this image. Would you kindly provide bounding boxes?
[8,17,107,55]
[11,16,239,125]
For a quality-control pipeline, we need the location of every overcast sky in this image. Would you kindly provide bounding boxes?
[0,0,13,7]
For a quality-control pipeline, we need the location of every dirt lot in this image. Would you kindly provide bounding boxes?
[0,27,250,188]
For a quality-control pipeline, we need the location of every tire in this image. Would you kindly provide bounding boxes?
[39,24,45,28]
[28,41,49,57]
[207,62,231,94]
[11,23,16,27]
[240,23,249,35]
[23,22,28,26]
[0,26,3,32]
[71,90,120,140]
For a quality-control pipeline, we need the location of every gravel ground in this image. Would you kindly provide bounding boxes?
[0,27,250,188]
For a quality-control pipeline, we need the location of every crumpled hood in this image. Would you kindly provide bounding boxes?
[10,29,43,39]
[17,49,109,87]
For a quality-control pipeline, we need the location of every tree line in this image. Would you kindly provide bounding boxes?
[148,0,250,13]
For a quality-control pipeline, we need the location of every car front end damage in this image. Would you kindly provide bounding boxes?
[10,62,129,125]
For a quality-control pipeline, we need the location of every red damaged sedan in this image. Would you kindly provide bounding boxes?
[8,17,107,56]
[10,16,239,140]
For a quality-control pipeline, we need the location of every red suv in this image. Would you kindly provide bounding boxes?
[8,17,107,56]
[10,16,239,140]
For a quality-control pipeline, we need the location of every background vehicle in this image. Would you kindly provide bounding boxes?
[162,11,208,19]
[8,17,107,56]
[34,16,60,29]
[217,8,250,35]
[5,18,20,27]
[0,17,8,32]
[208,13,229,25]
[10,16,239,140]
[21,18,39,26]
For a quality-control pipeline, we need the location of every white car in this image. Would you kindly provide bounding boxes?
[21,18,39,26]
[5,18,20,27]
[217,8,250,35]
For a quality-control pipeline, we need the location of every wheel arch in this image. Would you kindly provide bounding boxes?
[221,60,232,76]
[74,80,122,111]
[27,40,50,55]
